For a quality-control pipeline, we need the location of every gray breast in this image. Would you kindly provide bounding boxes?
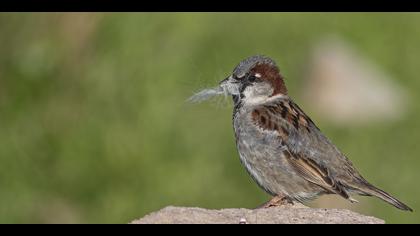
[232,106,324,201]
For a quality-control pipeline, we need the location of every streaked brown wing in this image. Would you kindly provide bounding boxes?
[251,98,360,201]
[283,150,353,201]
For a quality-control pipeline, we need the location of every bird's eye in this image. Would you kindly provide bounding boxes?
[248,73,261,82]
[248,75,257,82]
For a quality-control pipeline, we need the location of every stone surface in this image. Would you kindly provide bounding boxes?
[131,203,384,224]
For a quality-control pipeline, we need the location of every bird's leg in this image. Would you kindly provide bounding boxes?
[256,195,294,209]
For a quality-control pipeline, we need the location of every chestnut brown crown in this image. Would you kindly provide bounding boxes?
[233,55,287,96]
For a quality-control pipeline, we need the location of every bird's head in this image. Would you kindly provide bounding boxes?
[220,55,287,105]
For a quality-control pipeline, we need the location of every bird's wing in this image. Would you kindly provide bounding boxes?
[251,98,362,201]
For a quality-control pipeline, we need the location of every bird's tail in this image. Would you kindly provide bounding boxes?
[359,183,413,212]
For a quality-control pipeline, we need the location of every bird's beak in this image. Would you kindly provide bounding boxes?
[219,75,232,86]
[219,75,240,96]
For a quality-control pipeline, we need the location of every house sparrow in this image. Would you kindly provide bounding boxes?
[191,55,412,211]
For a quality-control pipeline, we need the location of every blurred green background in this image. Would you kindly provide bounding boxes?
[0,13,419,224]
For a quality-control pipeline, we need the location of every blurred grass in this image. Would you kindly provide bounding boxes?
[0,13,419,223]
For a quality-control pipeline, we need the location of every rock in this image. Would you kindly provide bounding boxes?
[131,204,384,224]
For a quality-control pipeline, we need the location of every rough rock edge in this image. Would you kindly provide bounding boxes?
[131,203,384,224]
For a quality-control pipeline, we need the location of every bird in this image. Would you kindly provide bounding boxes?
[215,55,412,211]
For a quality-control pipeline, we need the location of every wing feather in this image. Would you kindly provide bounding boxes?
[251,98,361,202]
